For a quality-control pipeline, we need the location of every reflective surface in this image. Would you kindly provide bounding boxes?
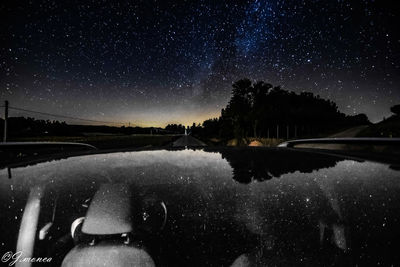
[1,148,400,266]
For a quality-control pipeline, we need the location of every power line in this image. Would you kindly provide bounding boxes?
[7,106,127,125]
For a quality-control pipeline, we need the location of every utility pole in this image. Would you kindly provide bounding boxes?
[3,100,8,142]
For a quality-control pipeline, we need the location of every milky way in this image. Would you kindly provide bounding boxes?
[1,0,399,126]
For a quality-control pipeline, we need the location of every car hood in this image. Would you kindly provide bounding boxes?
[1,147,400,266]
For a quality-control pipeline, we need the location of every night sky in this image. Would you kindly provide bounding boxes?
[1,0,399,126]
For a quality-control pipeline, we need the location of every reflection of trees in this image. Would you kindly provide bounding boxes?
[219,147,350,265]
[216,148,342,183]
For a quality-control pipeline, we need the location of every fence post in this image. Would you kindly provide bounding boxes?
[3,100,8,142]
[276,125,279,139]
[286,125,289,139]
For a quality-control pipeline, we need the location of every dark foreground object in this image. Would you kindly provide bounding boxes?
[1,147,400,266]
[0,142,97,168]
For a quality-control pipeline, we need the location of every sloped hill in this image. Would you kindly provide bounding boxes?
[357,116,400,137]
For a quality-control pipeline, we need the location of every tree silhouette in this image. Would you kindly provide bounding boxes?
[196,78,370,140]
[224,78,252,138]
[165,124,185,134]
[248,81,272,137]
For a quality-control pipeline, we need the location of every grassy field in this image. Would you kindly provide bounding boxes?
[10,134,179,149]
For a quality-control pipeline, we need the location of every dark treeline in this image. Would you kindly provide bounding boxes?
[0,117,170,137]
[0,117,73,137]
[165,124,186,134]
[0,117,187,138]
[191,78,370,140]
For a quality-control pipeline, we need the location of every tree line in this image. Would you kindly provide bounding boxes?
[0,117,169,137]
[191,78,370,140]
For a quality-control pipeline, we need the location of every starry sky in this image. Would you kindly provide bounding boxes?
[1,0,399,126]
